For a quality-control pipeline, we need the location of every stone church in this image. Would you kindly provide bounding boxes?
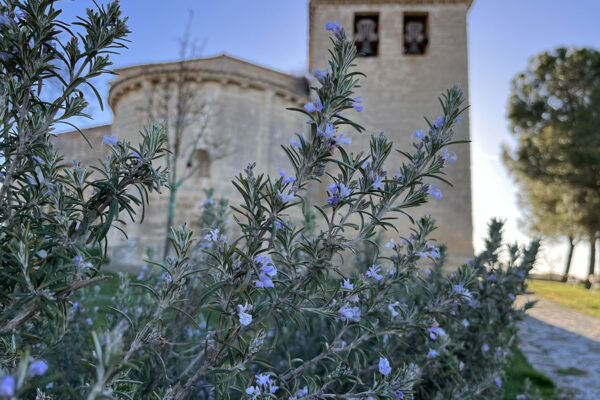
[54,0,474,268]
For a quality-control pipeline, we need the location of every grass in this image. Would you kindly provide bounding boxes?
[503,347,558,400]
[528,279,600,319]
[554,366,588,376]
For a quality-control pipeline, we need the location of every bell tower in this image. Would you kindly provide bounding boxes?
[309,0,474,267]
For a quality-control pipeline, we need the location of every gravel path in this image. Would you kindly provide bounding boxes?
[516,294,600,399]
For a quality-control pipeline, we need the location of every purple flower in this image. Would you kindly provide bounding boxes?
[454,116,462,124]
[278,190,295,203]
[495,377,502,387]
[0,15,10,26]
[366,265,383,281]
[318,123,336,139]
[204,228,220,242]
[238,302,252,326]
[338,303,361,322]
[413,129,426,140]
[432,116,444,129]
[32,155,44,164]
[290,133,305,148]
[86,318,93,326]
[427,348,439,358]
[427,184,442,199]
[339,182,351,198]
[0,375,15,397]
[254,254,277,288]
[508,293,515,301]
[361,159,371,169]
[312,67,328,81]
[325,19,341,33]
[351,96,363,112]
[131,149,141,158]
[340,279,354,290]
[482,343,490,352]
[378,357,392,376]
[384,238,395,249]
[304,98,323,113]
[371,175,384,189]
[28,360,48,376]
[335,132,352,146]
[441,148,457,163]
[396,391,404,399]
[427,326,446,340]
[102,134,117,146]
[297,386,309,396]
[462,319,470,327]
[279,170,295,184]
[255,374,278,393]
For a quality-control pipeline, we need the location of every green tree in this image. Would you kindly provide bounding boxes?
[504,47,600,287]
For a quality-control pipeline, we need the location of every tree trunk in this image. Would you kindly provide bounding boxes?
[562,236,575,282]
[585,235,596,289]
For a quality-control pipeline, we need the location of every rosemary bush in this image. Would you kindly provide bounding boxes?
[0,4,539,400]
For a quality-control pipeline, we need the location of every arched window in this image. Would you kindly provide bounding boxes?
[404,13,429,55]
[354,14,379,57]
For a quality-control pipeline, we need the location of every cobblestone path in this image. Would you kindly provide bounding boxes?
[516,294,600,400]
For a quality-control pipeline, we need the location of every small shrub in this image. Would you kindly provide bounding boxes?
[0,4,539,400]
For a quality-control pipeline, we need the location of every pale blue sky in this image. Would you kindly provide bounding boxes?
[57,0,600,277]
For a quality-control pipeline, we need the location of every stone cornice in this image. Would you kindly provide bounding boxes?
[310,0,473,6]
[108,55,309,112]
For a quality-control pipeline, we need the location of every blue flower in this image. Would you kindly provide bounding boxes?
[278,190,295,203]
[441,148,457,163]
[371,175,384,189]
[427,348,439,358]
[279,170,295,184]
[131,149,141,158]
[254,254,277,288]
[384,238,395,249]
[204,228,220,242]
[297,386,309,396]
[255,374,278,393]
[378,357,392,376]
[427,184,442,199]
[482,343,490,352]
[312,67,328,81]
[32,155,44,164]
[508,293,515,301]
[462,319,470,327]
[366,265,383,281]
[238,302,252,326]
[304,97,323,113]
[0,15,11,26]
[102,134,117,146]
[0,375,15,397]
[335,132,352,146]
[351,96,363,112]
[432,116,444,129]
[338,182,351,198]
[361,159,371,169]
[340,278,354,290]
[495,377,502,387]
[290,133,305,148]
[427,326,446,340]
[86,318,93,326]
[413,129,426,140]
[338,303,361,322]
[454,116,462,124]
[325,19,341,33]
[318,123,336,139]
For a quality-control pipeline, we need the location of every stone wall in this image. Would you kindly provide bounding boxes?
[52,0,475,269]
